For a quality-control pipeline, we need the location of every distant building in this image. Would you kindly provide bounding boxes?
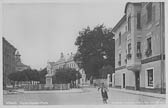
[15,51,31,72]
[112,2,165,93]
[47,52,86,85]
[3,37,17,88]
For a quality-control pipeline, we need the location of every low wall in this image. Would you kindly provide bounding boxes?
[93,79,108,86]
[24,84,70,91]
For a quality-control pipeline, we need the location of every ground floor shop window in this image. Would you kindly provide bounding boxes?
[147,69,154,87]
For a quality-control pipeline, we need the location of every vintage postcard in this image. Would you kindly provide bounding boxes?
[1,0,167,107]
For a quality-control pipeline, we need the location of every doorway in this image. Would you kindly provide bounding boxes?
[123,73,125,88]
[135,71,140,90]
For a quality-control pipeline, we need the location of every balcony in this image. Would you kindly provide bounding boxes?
[136,52,142,59]
[126,62,141,71]
[126,53,141,71]
[118,61,121,66]
[126,53,132,60]
[145,49,152,57]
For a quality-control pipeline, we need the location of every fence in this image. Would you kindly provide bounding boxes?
[24,84,70,91]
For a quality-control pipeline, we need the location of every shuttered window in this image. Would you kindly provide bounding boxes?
[152,6,155,22]
[119,32,121,46]
[128,16,131,31]
[137,13,141,29]
[146,3,152,23]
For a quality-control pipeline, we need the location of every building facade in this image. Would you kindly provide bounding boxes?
[47,52,86,85]
[113,2,165,93]
[3,37,17,88]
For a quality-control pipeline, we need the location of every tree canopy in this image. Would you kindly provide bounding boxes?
[8,69,40,82]
[39,68,47,84]
[74,24,115,79]
[99,65,114,79]
[52,68,81,84]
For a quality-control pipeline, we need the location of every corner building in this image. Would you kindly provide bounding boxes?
[112,2,165,93]
[3,37,17,88]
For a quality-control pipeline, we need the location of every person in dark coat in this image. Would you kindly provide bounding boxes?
[98,83,109,104]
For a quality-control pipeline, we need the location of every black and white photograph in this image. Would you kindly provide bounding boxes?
[1,0,166,106]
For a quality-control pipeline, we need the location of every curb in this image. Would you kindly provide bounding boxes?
[15,89,84,94]
[109,88,166,99]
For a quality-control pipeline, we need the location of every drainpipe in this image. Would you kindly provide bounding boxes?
[160,2,164,94]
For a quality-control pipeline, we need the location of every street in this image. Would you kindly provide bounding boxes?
[3,87,165,105]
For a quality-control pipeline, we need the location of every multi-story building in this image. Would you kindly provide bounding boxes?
[3,37,17,88]
[47,52,86,85]
[15,51,31,72]
[112,2,165,93]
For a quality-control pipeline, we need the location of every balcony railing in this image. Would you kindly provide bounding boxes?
[145,49,152,57]
[118,61,121,66]
[125,58,127,64]
[136,52,142,59]
[126,53,132,60]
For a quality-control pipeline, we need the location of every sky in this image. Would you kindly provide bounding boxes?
[2,0,127,70]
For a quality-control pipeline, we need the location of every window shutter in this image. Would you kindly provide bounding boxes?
[152,6,155,22]
[142,14,147,27]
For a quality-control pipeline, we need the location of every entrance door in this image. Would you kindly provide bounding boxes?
[135,71,140,90]
[123,73,125,88]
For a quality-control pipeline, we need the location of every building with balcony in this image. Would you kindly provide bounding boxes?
[112,2,165,93]
[3,37,17,88]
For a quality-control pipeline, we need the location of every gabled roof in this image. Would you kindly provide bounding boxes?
[112,15,126,33]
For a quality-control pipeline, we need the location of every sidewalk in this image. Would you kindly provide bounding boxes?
[14,88,83,94]
[109,87,166,99]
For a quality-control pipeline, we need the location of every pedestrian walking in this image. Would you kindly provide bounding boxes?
[98,83,109,104]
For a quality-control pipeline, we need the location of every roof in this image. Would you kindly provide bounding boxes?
[48,62,56,66]
[112,15,126,33]
[3,37,17,51]
[112,2,142,33]
[16,62,30,68]
[124,2,142,13]
[67,54,75,62]
[15,50,21,56]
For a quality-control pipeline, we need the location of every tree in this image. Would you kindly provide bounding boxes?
[99,65,114,79]
[52,68,81,84]
[8,69,41,86]
[74,24,115,80]
[39,68,47,84]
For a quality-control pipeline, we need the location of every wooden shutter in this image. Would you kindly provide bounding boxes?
[141,14,147,28]
[152,6,156,22]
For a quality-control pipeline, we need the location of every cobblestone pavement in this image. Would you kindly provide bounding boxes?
[3,88,166,105]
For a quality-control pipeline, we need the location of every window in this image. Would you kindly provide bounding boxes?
[147,69,153,87]
[146,3,152,23]
[145,37,152,57]
[119,54,121,61]
[119,32,121,46]
[147,37,151,50]
[128,43,131,54]
[152,6,155,21]
[137,42,141,53]
[118,54,121,66]
[128,16,131,31]
[127,43,132,59]
[137,42,142,58]
[137,13,141,29]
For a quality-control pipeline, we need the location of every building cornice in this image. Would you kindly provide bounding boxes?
[112,15,126,33]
